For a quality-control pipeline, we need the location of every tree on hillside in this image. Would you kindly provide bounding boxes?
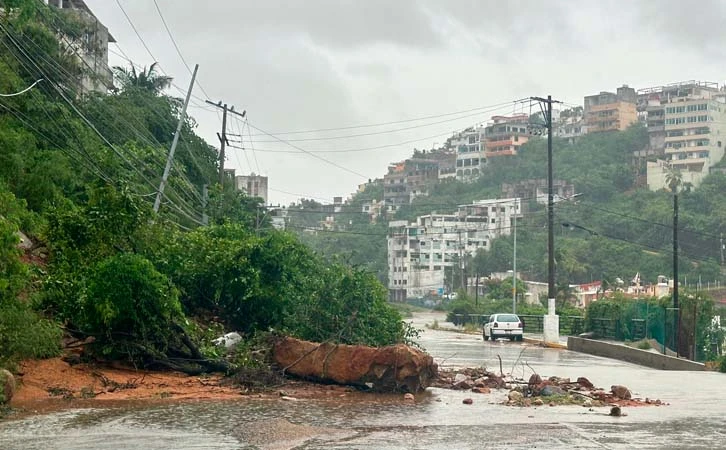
[113,62,172,95]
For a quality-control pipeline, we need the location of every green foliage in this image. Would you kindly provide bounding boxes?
[0,299,61,369]
[80,253,182,361]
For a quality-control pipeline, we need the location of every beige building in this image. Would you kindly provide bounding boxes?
[483,114,529,158]
[644,82,726,190]
[584,85,638,133]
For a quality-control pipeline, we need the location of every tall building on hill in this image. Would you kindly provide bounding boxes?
[583,85,637,133]
[449,128,485,182]
[44,0,115,93]
[642,81,726,190]
[234,173,268,204]
[483,114,529,159]
[387,198,522,301]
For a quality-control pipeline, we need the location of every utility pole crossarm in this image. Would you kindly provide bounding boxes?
[205,100,247,186]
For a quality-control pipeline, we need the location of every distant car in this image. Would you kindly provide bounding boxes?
[483,313,524,342]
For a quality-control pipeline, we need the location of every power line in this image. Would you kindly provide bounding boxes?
[0,78,43,97]
[151,0,213,100]
[229,107,512,143]
[244,100,523,136]
[244,117,262,174]
[246,122,371,180]
[20,8,209,208]
[114,0,160,66]
[235,103,515,154]
[0,22,205,226]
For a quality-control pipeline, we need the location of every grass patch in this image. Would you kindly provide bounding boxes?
[427,319,440,330]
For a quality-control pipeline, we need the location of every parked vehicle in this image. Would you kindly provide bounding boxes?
[483,313,524,342]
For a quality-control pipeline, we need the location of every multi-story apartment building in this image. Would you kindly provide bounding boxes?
[483,114,529,159]
[554,107,586,143]
[639,81,726,190]
[449,128,485,181]
[387,198,521,301]
[637,81,721,157]
[583,85,637,133]
[383,158,443,212]
[45,0,115,93]
[234,173,269,204]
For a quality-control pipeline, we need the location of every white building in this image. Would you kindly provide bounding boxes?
[388,198,522,301]
[450,127,486,182]
[234,173,268,204]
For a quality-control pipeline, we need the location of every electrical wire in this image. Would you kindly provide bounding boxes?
[151,0,214,101]
[246,122,371,180]
[0,22,205,226]
[244,100,525,136]
[0,78,43,97]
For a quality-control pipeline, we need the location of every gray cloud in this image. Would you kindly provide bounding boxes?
[86,0,726,205]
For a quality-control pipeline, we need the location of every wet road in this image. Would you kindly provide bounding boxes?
[1,311,725,449]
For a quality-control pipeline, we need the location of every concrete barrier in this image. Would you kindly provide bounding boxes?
[567,336,705,371]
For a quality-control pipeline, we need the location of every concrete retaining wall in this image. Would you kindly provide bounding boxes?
[567,337,705,371]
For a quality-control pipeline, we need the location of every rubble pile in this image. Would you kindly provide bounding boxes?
[435,368,667,409]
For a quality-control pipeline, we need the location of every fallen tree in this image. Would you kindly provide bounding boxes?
[272,336,437,393]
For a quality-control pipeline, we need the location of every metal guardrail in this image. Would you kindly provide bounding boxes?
[451,313,585,337]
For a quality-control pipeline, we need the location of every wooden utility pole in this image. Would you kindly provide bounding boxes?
[205,100,246,186]
[154,64,198,213]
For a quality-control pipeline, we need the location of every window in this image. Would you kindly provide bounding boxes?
[434,265,442,270]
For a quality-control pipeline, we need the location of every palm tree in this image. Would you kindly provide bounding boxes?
[112,62,173,95]
[665,166,682,193]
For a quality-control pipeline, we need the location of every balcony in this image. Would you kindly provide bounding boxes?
[485,149,517,158]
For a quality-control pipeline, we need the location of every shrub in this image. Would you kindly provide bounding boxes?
[0,299,61,369]
[80,253,183,361]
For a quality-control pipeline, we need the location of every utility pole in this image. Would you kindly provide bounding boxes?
[202,183,209,226]
[458,229,465,292]
[720,232,724,266]
[205,100,246,186]
[154,64,198,213]
[673,186,680,356]
[512,198,517,314]
[531,95,561,344]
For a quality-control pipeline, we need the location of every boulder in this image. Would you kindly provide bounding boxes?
[453,374,473,390]
[0,369,15,404]
[533,398,544,406]
[508,390,523,402]
[577,377,594,389]
[528,373,542,388]
[462,398,473,405]
[272,337,437,393]
[472,386,490,394]
[403,393,415,402]
[611,385,632,400]
[540,385,566,397]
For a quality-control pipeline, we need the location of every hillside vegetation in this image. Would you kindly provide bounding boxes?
[0,0,413,373]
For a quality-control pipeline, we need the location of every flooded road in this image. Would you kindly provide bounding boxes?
[2,311,725,449]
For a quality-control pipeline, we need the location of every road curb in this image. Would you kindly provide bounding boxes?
[523,337,568,349]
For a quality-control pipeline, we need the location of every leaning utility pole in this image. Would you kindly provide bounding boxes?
[154,64,199,213]
[530,95,561,344]
[205,100,246,186]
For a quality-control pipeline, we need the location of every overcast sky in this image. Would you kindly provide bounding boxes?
[86,0,726,206]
